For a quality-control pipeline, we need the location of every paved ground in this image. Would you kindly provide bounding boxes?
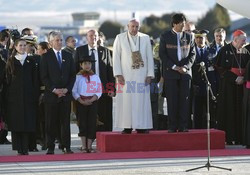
[1,155,250,174]
[1,124,250,175]
[1,100,250,175]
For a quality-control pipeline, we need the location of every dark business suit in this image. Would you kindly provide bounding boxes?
[209,40,227,55]
[159,30,195,131]
[74,45,115,131]
[192,45,218,128]
[40,48,75,151]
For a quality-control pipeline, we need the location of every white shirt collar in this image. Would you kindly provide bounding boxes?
[200,46,205,50]
[172,28,181,35]
[53,48,62,55]
[88,45,97,51]
[216,43,222,49]
[197,46,206,53]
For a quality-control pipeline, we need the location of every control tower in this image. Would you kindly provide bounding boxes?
[72,12,100,28]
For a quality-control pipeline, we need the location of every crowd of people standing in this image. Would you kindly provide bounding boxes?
[1,12,250,155]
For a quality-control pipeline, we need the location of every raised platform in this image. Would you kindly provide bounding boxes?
[96,129,225,152]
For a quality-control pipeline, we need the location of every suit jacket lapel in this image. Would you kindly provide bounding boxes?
[98,47,103,61]
[61,51,65,70]
[84,45,89,56]
[195,46,202,62]
[50,49,61,70]
[204,48,209,59]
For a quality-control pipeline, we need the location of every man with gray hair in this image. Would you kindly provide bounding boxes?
[184,21,196,34]
[113,18,154,134]
[210,28,227,53]
[215,29,250,145]
[40,31,75,154]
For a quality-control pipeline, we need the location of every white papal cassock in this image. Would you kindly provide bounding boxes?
[113,31,154,129]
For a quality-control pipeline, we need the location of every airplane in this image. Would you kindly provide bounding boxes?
[216,0,250,19]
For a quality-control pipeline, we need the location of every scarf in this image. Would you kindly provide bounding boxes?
[78,69,94,83]
[15,53,27,65]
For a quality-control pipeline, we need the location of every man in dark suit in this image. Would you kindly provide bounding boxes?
[40,31,75,154]
[74,29,115,131]
[192,30,218,129]
[210,28,227,54]
[63,36,76,56]
[159,13,196,133]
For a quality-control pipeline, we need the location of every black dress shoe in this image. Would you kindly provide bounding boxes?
[226,141,234,145]
[121,128,132,134]
[178,128,189,132]
[29,148,39,152]
[58,144,63,150]
[46,149,54,155]
[234,141,241,145]
[23,152,29,155]
[136,129,149,134]
[246,145,250,149]
[3,139,11,144]
[168,129,177,133]
[64,149,74,154]
[17,151,23,155]
[88,148,96,153]
[41,145,47,150]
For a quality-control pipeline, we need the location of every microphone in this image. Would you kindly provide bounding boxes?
[198,61,205,72]
[198,61,216,101]
[199,61,205,67]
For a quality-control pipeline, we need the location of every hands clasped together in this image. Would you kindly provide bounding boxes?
[53,88,68,98]
[235,76,244,85]
[173,66,187,74]
[77,95,98,106]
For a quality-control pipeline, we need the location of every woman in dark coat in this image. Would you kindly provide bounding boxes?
[5,39,38,155]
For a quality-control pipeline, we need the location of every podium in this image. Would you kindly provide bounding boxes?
[97,129,225,152]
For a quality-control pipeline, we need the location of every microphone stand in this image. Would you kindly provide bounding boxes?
[186,65,232,172]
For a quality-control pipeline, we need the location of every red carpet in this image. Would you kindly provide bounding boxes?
[1,149,250,163]
[97,129,225,152]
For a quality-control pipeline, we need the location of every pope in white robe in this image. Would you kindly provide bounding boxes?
[113,19,155,132]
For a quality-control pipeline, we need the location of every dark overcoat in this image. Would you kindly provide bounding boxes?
[215,43,250,143]
[6,56,38,132]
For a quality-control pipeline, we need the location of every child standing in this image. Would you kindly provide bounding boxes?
[72,56,102,153]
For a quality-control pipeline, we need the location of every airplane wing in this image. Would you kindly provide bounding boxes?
[216,0,250,19]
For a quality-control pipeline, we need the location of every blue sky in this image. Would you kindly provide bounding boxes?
[0,0,214,12]
[0,0,243,28]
